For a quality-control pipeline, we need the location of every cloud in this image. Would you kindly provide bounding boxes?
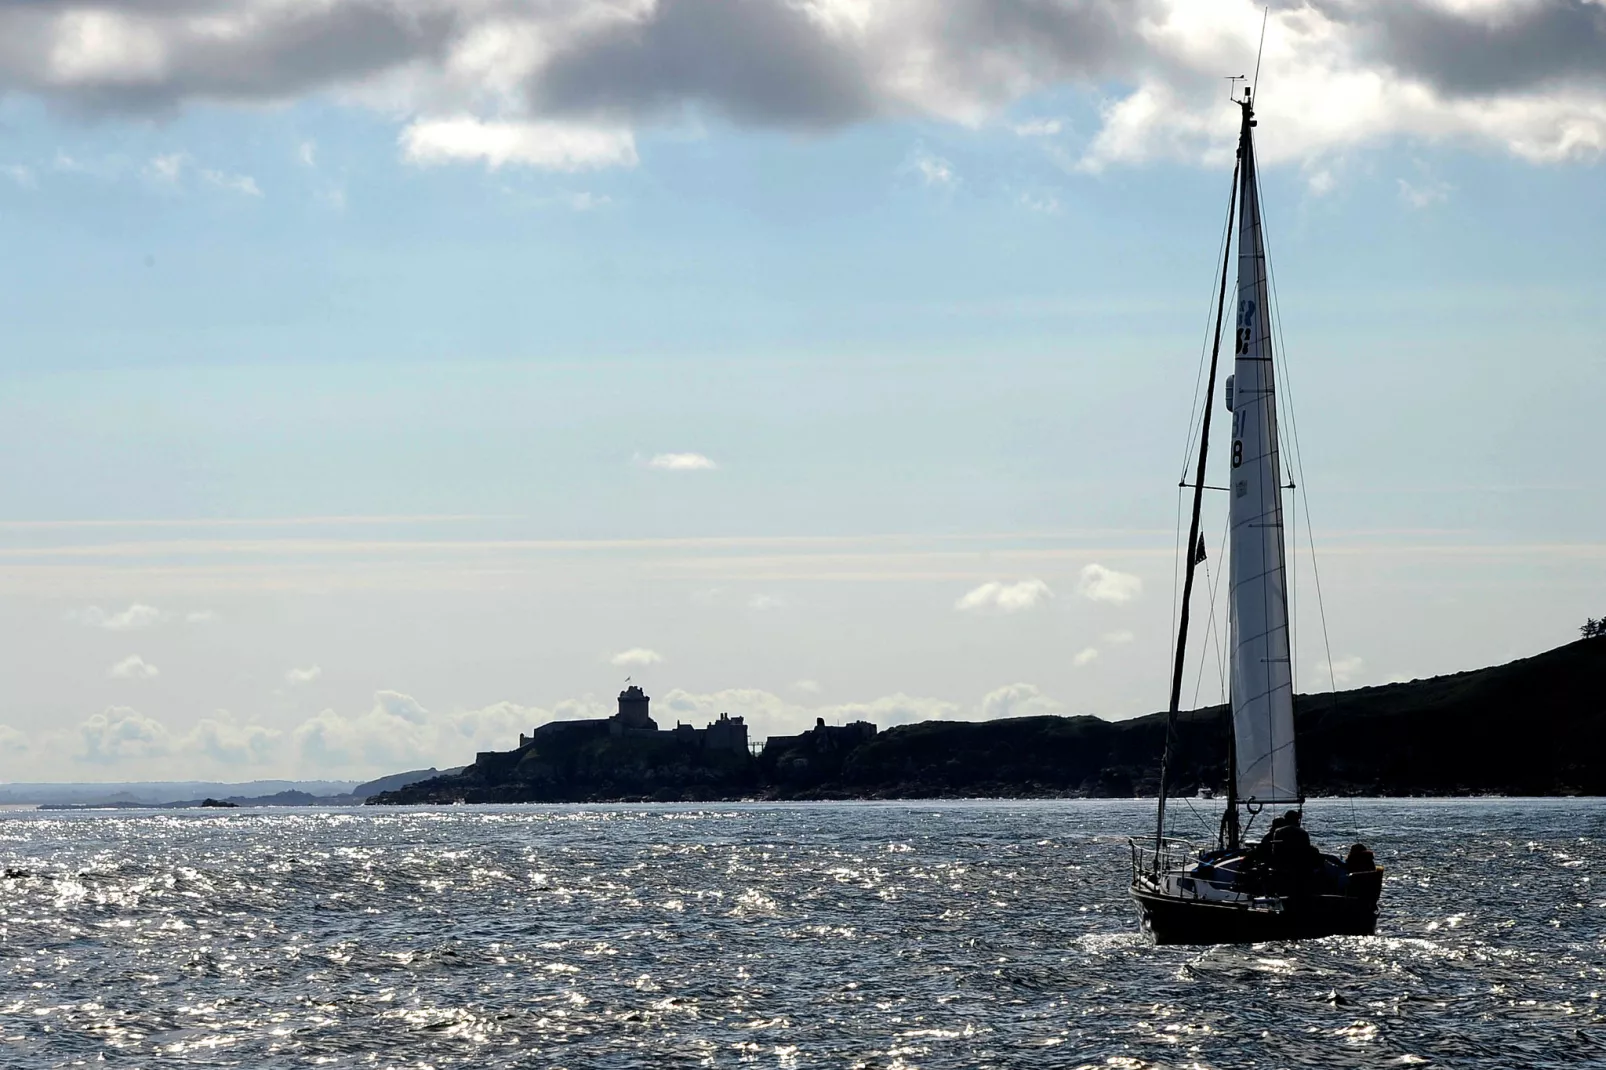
[979,683,1062,720]
[1073,646,1100,667]
[792,679,821,694]
[748,594,784,611]
[907,148,956,187]
[145,152,187,184]
[564,191,611,211]
[73,604,163,630]
[79,707,172,763]
[52,694,530,775]
[298,140,317,167]
[0,2,1592,173]
[1016,191,1061,213]
[401,117,637,171]
[292,691,532,771]
[109,655,159,680]
[1103,629,1135,645]
[661,682,1072,739]
[185,609,219,624]
[2,164,36,188]
[955,578,1054,614]
[1012,118,1065,137]
[610,647,664,667]
[0,724,27,754]
[201,168,262,196]
[646,452,717,471]
[1326,655,1366,686]
[1398,174,1453,208]
[286,665,323,685]
[1077,564,1142,604]
[189,712,281,765]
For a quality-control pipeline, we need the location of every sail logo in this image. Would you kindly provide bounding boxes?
[1235,300,1256,355]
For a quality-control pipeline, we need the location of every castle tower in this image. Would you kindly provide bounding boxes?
[612,685,657,733]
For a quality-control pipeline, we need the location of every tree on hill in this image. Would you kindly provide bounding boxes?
[1584,617,1606,639]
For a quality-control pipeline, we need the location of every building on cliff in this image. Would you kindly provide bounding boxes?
[671,711,749,754]
[509,685,747,755]
[762,717,877,757]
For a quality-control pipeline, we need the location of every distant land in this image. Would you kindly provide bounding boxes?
[11,770,453,810]
[373,636,1606,804]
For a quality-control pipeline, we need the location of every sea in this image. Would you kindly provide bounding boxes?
[2,798,1603,1068]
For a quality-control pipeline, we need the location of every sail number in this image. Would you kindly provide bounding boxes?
[1235,299,1256,355]
[1232,440,1243,468]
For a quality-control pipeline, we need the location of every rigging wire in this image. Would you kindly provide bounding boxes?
[1189,505,1235,713]
[1169,185,1243,687]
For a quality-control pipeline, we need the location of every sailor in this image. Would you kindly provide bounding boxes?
[1345,843,1376,873]
[1269,810,1314,864]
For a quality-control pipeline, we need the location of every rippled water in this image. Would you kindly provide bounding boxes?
[2,799,1604,1068]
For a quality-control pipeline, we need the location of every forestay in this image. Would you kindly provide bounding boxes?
[1227,114,1298,805]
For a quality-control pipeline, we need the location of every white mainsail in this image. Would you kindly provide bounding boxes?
[1227,107,1298,805]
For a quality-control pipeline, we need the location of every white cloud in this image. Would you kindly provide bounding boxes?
[73,604,163,630]
[1073,646,1100,667]
[79,707,172,763]
[792,679,822,694]
[979,682,1062,720]
[748,594,784,611]
[400,117,638,171]
[1077,564,1142,604]
[292,691,533,772]
[1326,656,1366,686]
[908,148,956,187]
[286,665,323,685]
[610,647,664,667]
[145,152,187,184]
[1398,175,1453,208]
[50,694,530,776]
[189,712,282,765]
[1012,118,1064,137]
[109,654,159,680]
[2,164,35,188]
[298,140,317,168]
[1103,629,1135,645]
[955,578,1054,614]
[185,609,219,624]
[1016,191,1061,214]
[564,191,611,211]
[647,452,717,471]
[201,168,262,196]
[0,724,27,754]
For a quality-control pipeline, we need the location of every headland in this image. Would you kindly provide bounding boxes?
[371,636,1606,804]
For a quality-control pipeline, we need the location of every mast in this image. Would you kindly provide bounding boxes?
[1152,137,1241,867]
[1227,85,1300,811]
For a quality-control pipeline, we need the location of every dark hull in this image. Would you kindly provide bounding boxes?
[1131,882,1380,945]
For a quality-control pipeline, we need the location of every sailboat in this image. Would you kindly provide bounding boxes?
[1128,86,1384,945]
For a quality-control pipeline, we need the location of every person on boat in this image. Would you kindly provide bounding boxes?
[1269,810,1315,866]
[1345,843,1376,873]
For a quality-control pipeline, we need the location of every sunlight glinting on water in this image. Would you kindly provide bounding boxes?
[1,799,1603,1067]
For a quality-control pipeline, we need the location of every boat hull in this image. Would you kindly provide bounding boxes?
[1131,874,1381,945]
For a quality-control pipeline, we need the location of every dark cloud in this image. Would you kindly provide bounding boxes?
[0,0,1598,165]
[532,0,879,128]
[1314,0,1606,96]
[530,0,1143,127]
[0,1,459,115]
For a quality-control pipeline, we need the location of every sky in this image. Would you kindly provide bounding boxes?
[0,0,1602,782]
